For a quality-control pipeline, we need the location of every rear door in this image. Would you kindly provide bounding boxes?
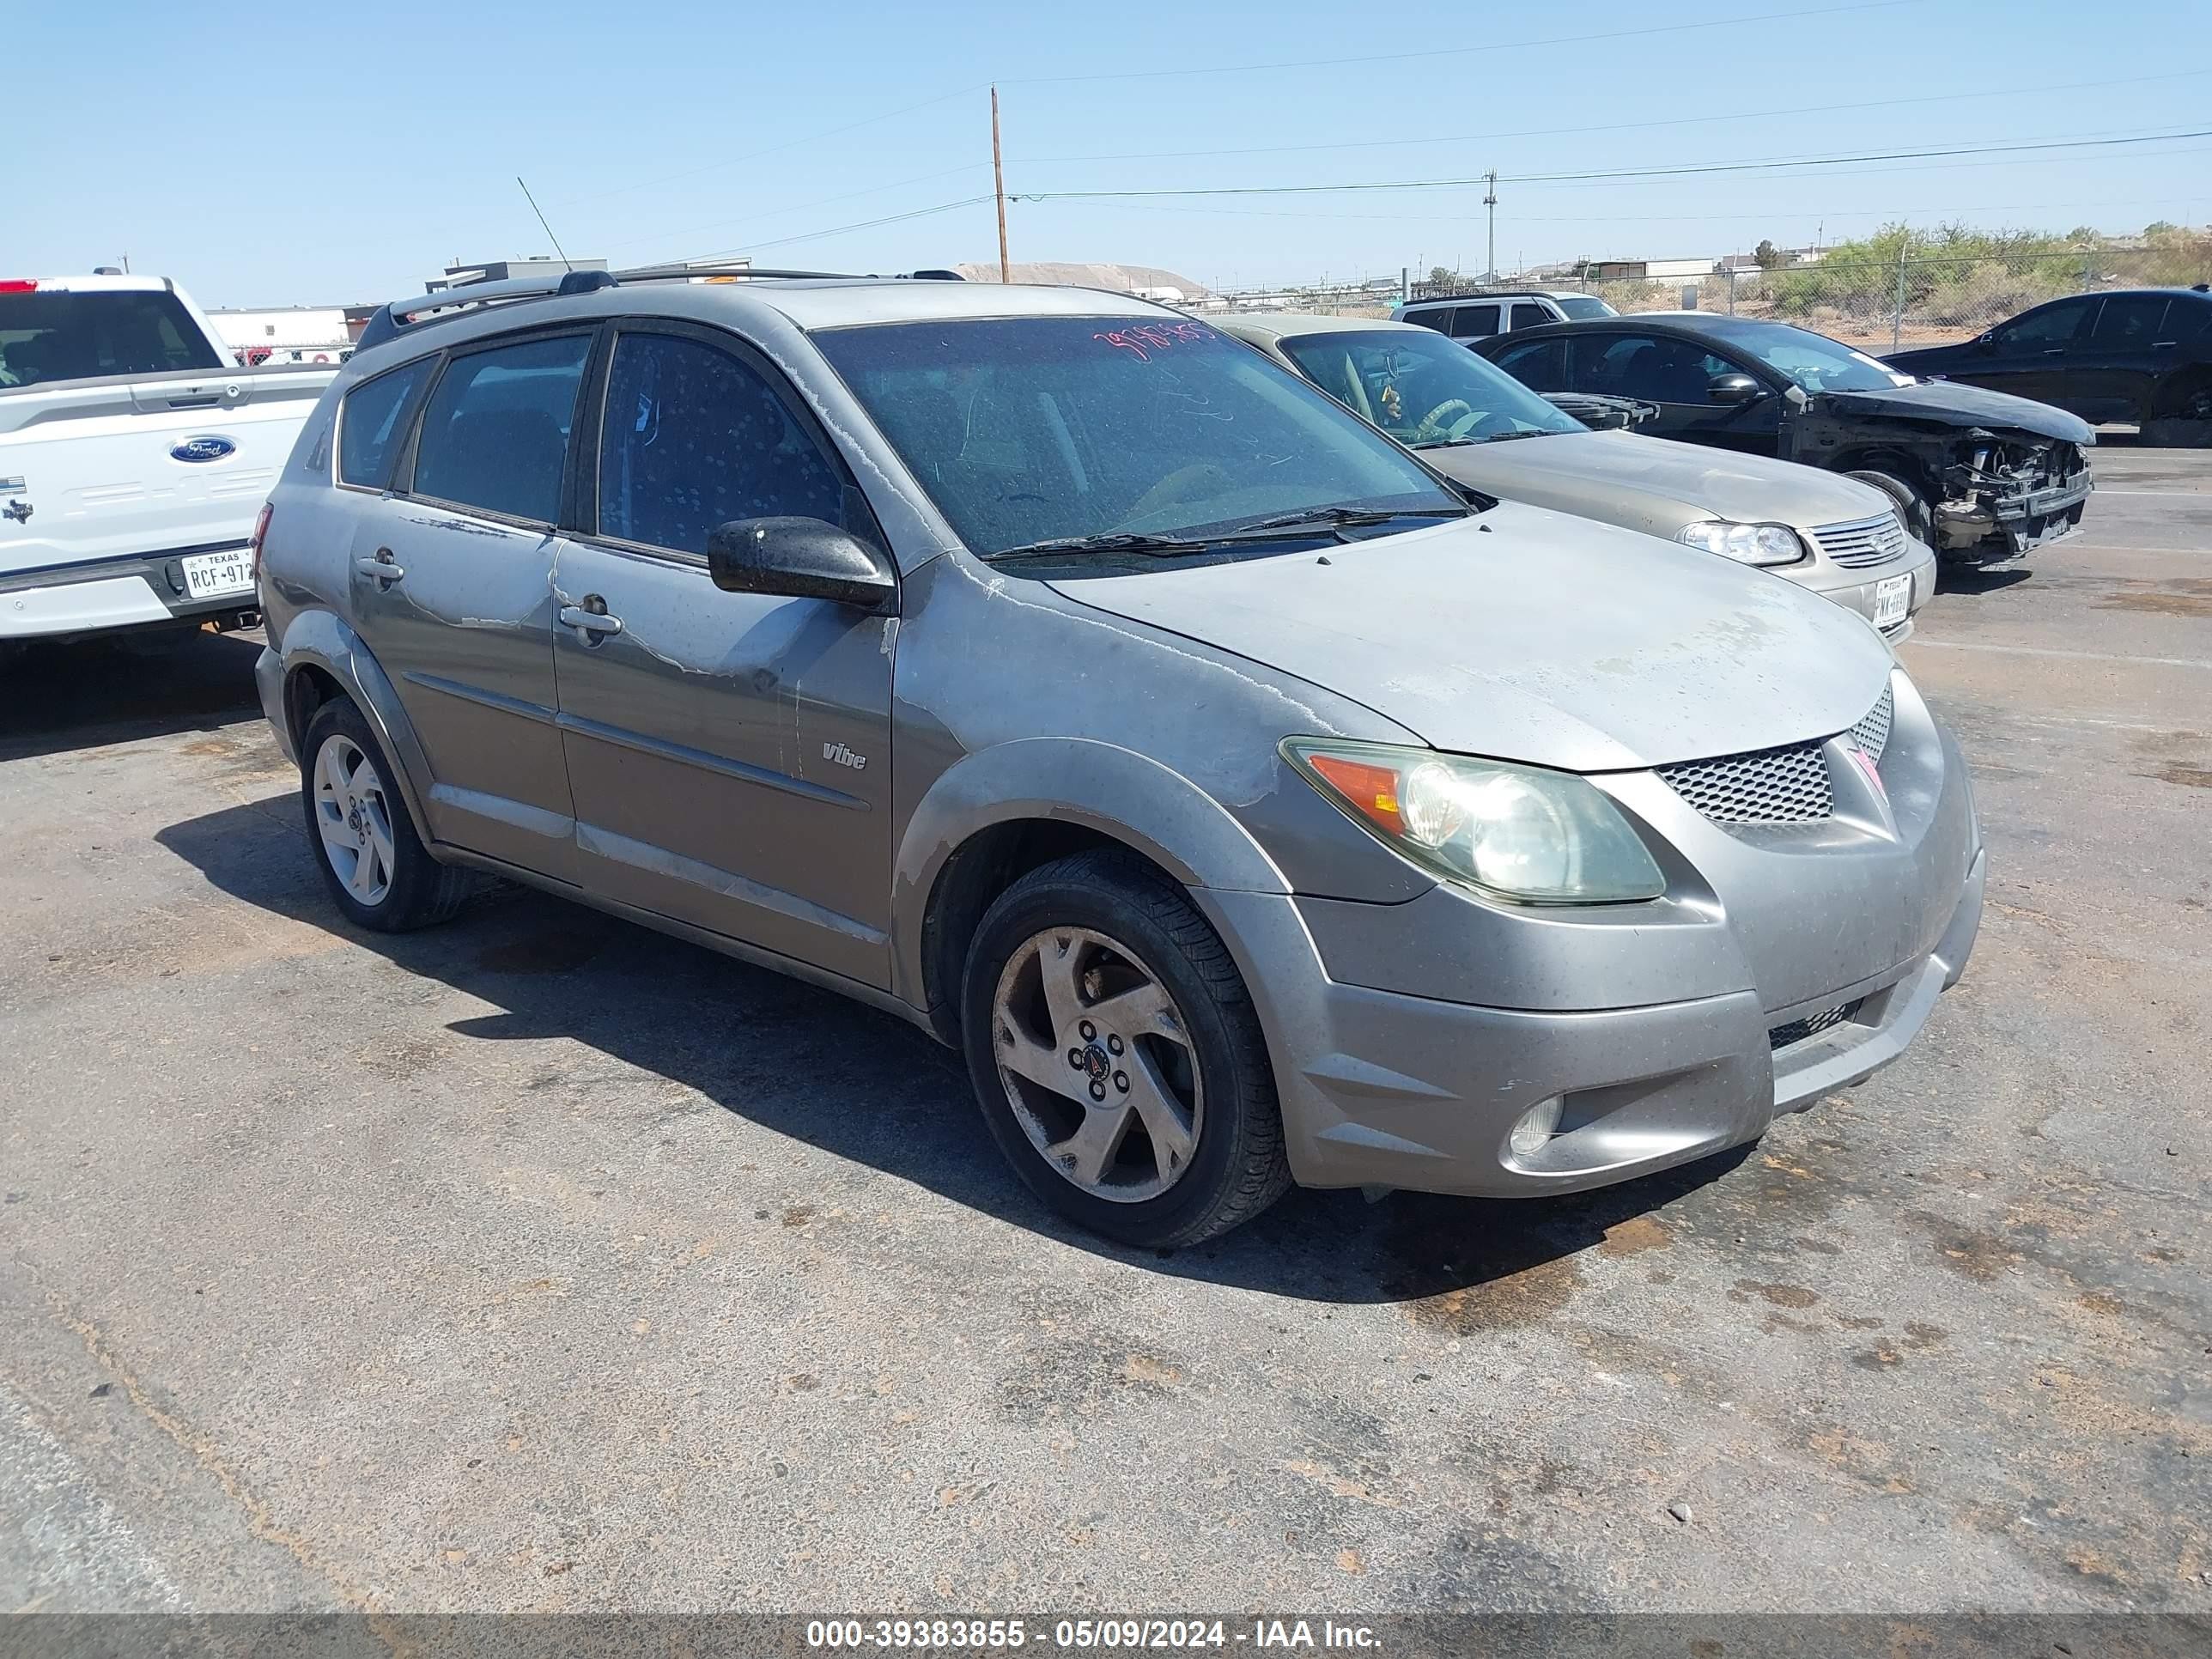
[1571,331,1783,453]
[344,330,591,880]
[1448,303,1501,344]
[549,321,896,987]
[2060,295,2172,422]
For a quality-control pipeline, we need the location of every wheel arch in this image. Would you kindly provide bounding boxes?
[893,738,1291,1043]
[2149,363,2212,421]
[275,607,435,846]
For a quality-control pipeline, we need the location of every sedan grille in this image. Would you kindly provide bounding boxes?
[1657,740,1832,824]
[1812,511,1909,569]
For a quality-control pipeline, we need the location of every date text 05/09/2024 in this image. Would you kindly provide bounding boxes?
[805,1620,1383,1650]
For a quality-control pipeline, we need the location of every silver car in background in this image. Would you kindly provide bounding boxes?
[253,274,1983,1248]
[1221,313,1936,639]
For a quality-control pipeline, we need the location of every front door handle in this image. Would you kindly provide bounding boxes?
[355,549,404,585]
[559,599,624,641]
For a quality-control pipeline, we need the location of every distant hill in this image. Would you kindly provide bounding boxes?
[954,261,1208,299]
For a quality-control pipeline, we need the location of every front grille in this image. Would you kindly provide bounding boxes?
[1768,999,1865,1051]
[1813,511,1909,569]
[1848,684,1895,762]
[1658,741,1832,823]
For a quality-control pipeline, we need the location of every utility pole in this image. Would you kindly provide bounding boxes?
[991,87,1011,286]
[1483,171,1498,283]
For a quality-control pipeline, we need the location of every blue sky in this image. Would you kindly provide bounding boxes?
[14,0,2211,306]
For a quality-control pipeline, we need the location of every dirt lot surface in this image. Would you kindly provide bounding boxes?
[3,450,2208,1616]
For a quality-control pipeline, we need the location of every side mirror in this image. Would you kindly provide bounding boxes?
[1973,332,1996,354]
[1705,373,1766,405]
[707,518,896,611]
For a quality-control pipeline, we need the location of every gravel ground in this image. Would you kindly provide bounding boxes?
[2,447,2207,1617]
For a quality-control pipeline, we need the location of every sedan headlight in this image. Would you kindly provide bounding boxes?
[1284,738,1666,904]
[1677,520,1808,567]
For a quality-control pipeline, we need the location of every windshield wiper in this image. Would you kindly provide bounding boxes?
[980,531,1214,562]
[1225,505,1470,535]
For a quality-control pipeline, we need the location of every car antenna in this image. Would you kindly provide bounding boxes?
[516,177,574,272]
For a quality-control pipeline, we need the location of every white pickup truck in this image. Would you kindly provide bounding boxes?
[1,274,338,641]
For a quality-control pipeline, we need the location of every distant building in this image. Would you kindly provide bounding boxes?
[1584,257,1717,283]
[205,306,352,365]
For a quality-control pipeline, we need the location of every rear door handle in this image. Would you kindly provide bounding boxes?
[559,600,624,640]
[355,550,404,585]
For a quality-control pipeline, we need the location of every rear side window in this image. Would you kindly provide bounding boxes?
[337,359,434,488]
[1492,337,1568,390]
[410,335,592,523]
[597,331,845,554]
[1510,303,1552,331]
[1406,307,1455,335]
[2089,295,2170,345]
[0,289,223,385]
[1449,304,1500,339]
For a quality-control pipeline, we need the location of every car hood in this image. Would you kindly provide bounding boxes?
[1422,428,1894,529]
[1817,380,2094,444]
[1047,501,1894,773]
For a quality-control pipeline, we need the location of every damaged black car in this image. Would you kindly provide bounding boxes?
[1480,313,2093,563]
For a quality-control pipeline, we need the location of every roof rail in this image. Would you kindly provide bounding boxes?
[352,263,965,353]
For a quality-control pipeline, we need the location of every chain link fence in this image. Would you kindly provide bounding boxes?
[1547,244,2211,352]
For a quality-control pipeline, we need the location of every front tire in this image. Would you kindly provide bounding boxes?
[299,697,470,933]
[1844,467,1936,547]
[960,850,1291,1248]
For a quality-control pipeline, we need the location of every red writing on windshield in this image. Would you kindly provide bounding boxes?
[1093,321,1218,362]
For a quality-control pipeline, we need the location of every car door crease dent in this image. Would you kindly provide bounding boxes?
[574,822,885,945]
[552,708,871,811]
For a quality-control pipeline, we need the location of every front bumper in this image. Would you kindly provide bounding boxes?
[1939,467,2093,558]
[0,546,261,641]
[1794,538,1937,641]
[1200,674,1983,1199]
[1206,846,1980,1198]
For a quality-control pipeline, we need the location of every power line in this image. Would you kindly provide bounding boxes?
[1006,69,2212,167]
[609,163,988,258]
[1007,0,1922,85]
[1012,127,2212,204]
[683,196,997,261]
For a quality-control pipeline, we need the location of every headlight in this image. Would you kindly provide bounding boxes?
[1283,738,1666,904]
[1677,520,1807,567]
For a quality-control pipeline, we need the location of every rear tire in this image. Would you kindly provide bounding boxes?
[959,849,1291,1248]
[299,698,471,933]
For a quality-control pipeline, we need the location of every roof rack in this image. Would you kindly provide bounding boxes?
[353,264,964,352]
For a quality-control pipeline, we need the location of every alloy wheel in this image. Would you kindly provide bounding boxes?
[989,926,1204,1203]
[312,733,396,908]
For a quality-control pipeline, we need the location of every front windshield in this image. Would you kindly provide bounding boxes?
[1553,295,1616,320]
[1277,327,1583,447]
[812,316,1463,556]
[1723,321,1911,393]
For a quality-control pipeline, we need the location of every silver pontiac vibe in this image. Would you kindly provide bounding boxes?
[253,272,1984,1248]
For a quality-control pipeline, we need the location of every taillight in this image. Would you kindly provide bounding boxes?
[0,280,39,294]
[248,502,273,582]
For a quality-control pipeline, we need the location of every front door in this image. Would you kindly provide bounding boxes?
[550,322,896,988]
[1964,297,2095,406]
[1576,332,1784,455]
[345,330,593,879]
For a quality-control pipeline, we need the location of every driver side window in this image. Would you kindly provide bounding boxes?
[1994,301,2092,351]
[596,331,847,556]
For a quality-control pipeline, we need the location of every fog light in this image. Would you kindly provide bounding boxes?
[1509,1097,1564,1159]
